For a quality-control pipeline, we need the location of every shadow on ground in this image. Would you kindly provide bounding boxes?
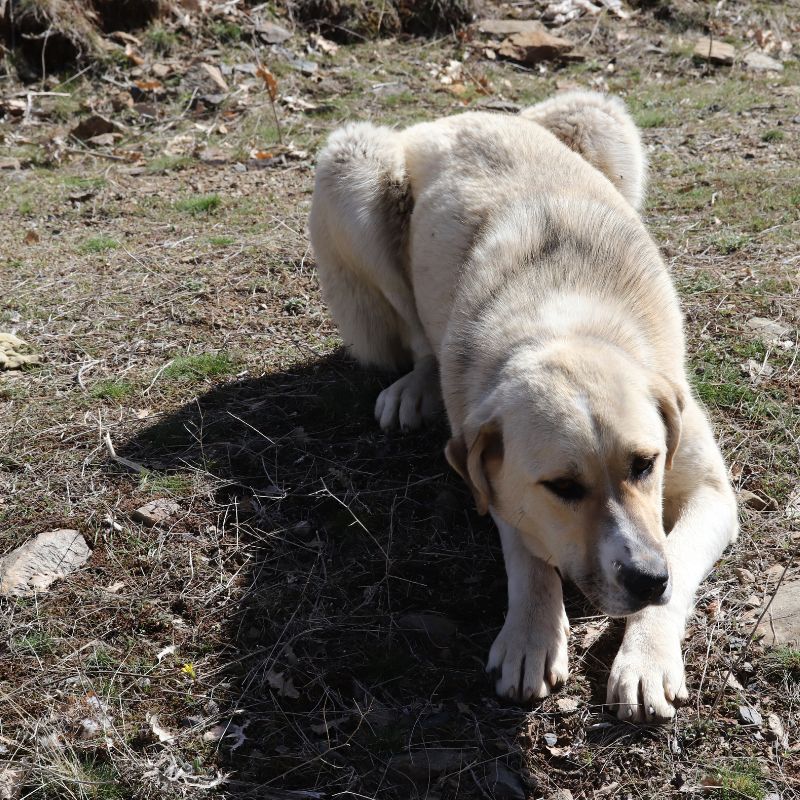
[122,351,635,798]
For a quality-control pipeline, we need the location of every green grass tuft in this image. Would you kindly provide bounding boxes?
[147,155,194,174]
[90,379,134,401]
[714,232,750,254]
[761,129,784,142]
[208,235,235,246]
[145,23,179,54]
[762,646,800,680]
[209,20,242,41]
[176,194,221,215]
[64,176,106,190]
[635,108,668,128]
[79,235,119,254]
[712,759,765,800]
[139,471,195,495]
[162,352,238,382]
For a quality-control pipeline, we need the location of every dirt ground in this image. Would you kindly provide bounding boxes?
[1,1,799,798]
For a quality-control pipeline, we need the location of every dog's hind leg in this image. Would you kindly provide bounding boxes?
[520,90,647,211]
[310,122,441,430]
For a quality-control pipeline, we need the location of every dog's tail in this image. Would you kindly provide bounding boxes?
[521,91,647,211]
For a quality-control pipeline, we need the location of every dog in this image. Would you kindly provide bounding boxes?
[309,91,738,722]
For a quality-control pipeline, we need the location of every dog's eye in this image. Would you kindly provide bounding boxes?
[542,478,587,503]
[630,455,656,481]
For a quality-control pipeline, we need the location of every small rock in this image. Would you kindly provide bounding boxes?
[741,358,774,381]
[0,530,91,596]
[738,490,778,511]
[757,579,800,647]
[725,672,744,691]
[255,20,292,44]
[738,705,763,726]
[198,147,229,165]
[87,132,118,148]
[396,613,456,648]
[498,30,577,65]
[693,38,736,65]
[734,567,755,585]
[547,792,574,800]
[744,594,761,609]
[287,57,318,76]
[744,51,783,72]
[556,696,579,713]
[0,158,21,170]
[131,499,181,527]
[746,316,792,343]
[764,794,781,800]
[476,19,546,37]
[543,732,558,747]
[766,713,785,743]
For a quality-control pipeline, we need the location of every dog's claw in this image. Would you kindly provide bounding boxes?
[606,628,687,723]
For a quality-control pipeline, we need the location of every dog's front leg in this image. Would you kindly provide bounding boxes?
[607,483,738,722]
[487,513,570,701]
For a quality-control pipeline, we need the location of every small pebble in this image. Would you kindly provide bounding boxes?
[738,705,763,726]
[734,567,755,585]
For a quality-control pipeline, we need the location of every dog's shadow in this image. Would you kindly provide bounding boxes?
[122,351,635,797]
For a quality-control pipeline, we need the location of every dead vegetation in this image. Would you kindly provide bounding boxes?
[0,0,799,798]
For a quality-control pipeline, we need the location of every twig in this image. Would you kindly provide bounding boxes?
[102,429,147,475]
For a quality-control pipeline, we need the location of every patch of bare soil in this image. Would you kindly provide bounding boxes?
[0,1,799,798]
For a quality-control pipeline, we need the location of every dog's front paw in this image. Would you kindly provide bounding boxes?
[374,359,441,431]
[487,611,569,702]
[606,629,688,723]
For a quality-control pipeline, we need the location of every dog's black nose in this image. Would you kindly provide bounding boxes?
[619,563,669,604]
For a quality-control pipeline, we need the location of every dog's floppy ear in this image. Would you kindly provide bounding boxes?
[652,376,685,470]
[445,422,504,516]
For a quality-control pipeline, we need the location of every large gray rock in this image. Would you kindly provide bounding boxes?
[757,579,800,647]
[744,51,783,72]
[0,530,90,596]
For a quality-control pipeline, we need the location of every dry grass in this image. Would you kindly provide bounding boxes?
[0,1,799,798]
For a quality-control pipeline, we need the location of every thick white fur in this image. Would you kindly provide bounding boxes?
[520,90,647,211]
[309,92,738,722]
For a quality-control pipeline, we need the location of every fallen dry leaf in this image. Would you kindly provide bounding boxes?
[200,63,229,93]
[256,65,279,102]
[147,713,175,744]
[266,669,300,699]
[125,43,144,66]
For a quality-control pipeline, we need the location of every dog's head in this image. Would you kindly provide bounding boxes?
[446,341,685,617]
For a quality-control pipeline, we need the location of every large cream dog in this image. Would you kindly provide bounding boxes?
[309,91,738,722]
